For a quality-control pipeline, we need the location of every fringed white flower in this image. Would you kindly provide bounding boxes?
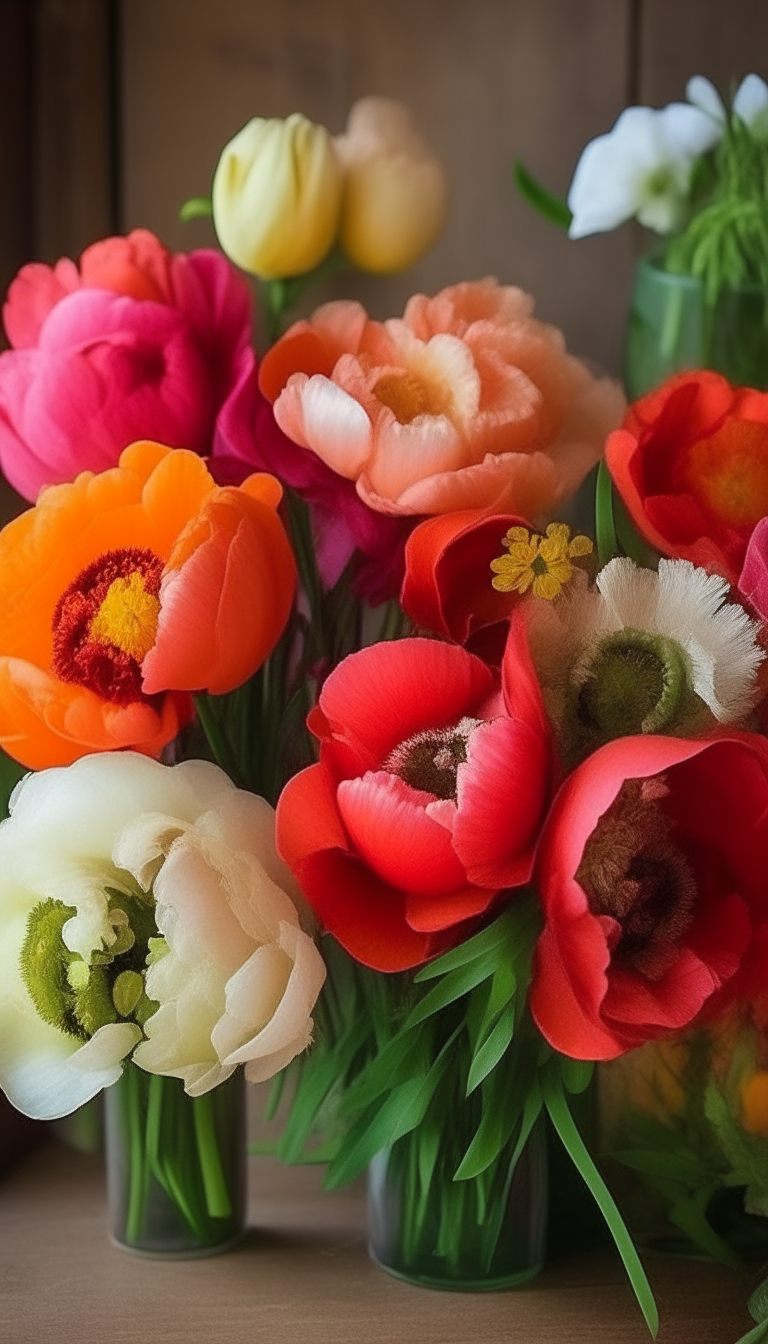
[527,558,764,751]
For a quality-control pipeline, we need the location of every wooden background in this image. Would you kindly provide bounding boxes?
[2,0,768,378]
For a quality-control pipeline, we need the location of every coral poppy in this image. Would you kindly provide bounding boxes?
[0,229,253,500]
[276,622,553,972]
[606,370,768,584]
[259,279,625,522]
[530,733,768,1060]
[0,442,296,769]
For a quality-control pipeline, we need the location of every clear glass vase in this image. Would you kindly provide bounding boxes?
[367,1116,547,1291]
[105,1063,246,1257]
[623,255,768,400]
[598,1002,768,1263]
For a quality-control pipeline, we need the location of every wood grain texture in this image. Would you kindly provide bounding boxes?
[34,0,114,262]
[638,0,768,105]
[0,1142,756,1344]
[120,0,635,372]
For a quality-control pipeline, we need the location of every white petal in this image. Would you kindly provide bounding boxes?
[568,110,653,237]
[657,102,722,157]
[734,74,768,140]
[686,75,726,124]
[274,373,372,478]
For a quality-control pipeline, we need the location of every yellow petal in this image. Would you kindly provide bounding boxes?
[503,526,531,548]
[568,534,594,558]
[532,572,563,600]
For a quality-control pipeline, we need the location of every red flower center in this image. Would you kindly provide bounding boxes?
[576,777,697,980]
[383,717,480,800]
[51,547,164,706]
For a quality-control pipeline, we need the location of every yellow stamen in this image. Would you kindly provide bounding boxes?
[373,371,449,424]
[491,523,592,599]
[90,571,160,662]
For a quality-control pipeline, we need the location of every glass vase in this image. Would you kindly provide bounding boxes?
[598,1001,768,1264]
[623,255,768,400]
[105,1063,246,1257]
[367,1116,547,1291]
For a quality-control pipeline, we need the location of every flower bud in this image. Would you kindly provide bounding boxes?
[335,98,448,273]
[212,113,343,278]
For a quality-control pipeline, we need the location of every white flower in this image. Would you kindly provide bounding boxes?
[687,73,768,142]
[567,104,721,238]
[527,558,764,740]
[0,753,326,1119]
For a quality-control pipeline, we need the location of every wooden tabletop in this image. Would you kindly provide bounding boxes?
[0,1141,760,1344]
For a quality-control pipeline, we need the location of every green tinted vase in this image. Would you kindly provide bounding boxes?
[598,1005,768,1264]
[105,1063,246,1257]
[624,255,768,399]
[367,1116,547,1291]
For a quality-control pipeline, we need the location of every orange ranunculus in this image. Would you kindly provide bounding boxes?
[0,442,296,768]
[259,279,625,521]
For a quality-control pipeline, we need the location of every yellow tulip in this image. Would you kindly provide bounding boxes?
[212,113,343,278]
[335,98,448,274]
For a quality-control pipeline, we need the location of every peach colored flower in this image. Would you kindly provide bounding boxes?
[259,279,625,520]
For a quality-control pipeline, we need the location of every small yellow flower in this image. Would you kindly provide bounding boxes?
[490,523,593,599]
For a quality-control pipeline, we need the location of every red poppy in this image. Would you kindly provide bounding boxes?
[530,732,768,1061]
[400,509,531,658]
[276,620,554,971]
[606,370,768,583]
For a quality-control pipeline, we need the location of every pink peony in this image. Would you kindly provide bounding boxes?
[258,279,625,522]
[0,229,254,500]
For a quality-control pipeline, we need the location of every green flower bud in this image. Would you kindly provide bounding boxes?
[19,899,83,1040]
[569,628,693,751]
[112,970,144,1018]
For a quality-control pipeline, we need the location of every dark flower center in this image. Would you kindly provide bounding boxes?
[51,547,163,705]
[383,717,480,800]
[576,777,697,980]
[570,628,688,748]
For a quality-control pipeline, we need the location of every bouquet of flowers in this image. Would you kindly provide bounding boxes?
[0,92,766,1343]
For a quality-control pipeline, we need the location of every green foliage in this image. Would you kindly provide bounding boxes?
[0,748,26,820]
[513,160,573,231]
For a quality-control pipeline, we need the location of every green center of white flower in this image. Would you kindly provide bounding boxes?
[569,628,691,750]
[19,888,158,1042]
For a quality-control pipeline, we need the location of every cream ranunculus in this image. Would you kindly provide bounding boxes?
[0,753,326,1118]
[212,112,343,278]
[335,98,448,273]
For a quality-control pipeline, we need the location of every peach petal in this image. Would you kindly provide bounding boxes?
[359,450,561,518]
[366,411,465,499]
[274,373,372,478]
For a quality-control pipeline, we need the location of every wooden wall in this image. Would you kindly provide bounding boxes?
[2,0,768,377]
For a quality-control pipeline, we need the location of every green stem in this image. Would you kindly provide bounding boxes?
[124,1066,147,1243]
[595,461,618,568]
[193,1092,233,1220]
[194,693,244,786]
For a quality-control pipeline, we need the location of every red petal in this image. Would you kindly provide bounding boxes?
[336,771,468,897]
[295,849,431,971]
[453,717,549,887]
[405,884,495,933]
[529,886,621,1061]
[317,638,495,778]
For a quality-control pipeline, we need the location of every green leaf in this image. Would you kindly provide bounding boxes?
[595,461,618,568]
[179,196,213,222]
[557,1056,594,1096]
[404,955,496,1030]
[749,1275,768,1324]
[466,1002,516,1095]
[278,1016,370,1163]
[668,1188,741,1269]
[0,748,26,819]
[734,1322,768,1344]
[469,958,517,1053]
[415,908,516,981]
[479,1083,543,1269]
[513,160,573,231]
[609,1147,714,1185]
[543,1067,659,1339]
[339,1027,428,1114]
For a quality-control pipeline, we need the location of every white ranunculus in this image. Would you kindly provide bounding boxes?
[0,753,326,1118]
[567,103,721,239]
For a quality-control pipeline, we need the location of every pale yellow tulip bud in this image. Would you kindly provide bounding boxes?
[212,112,343,279]
[335,98,448,274]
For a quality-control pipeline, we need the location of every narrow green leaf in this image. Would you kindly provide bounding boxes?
[479,1083,543,1269]
[595,461,618,568]
[513,160,573,231]
[415,908,515,981]
[734,1322,768,1344]
[543,1069,659,1339]
[609,1147,714,1185]
[466,1003,517,1095]
[404,956,497,1029]
[454,1059,523,1181]
[668,1190,741,1269]
[339,1027,426,1114]
[749,1275,768,1324]
[558,1056,594,1096]
[278,1016,370,1163]
[179,195,213,222]
[0,748,26,819]
[470,958,518,1054]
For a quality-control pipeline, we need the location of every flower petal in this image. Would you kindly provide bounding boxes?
[337,771,468,896]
